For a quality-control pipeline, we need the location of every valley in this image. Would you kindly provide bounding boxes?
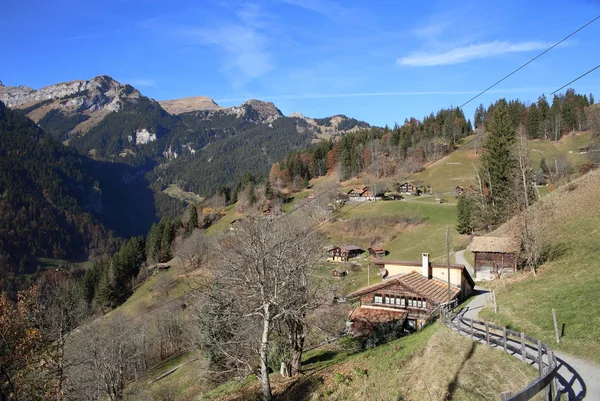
[1,75,599,401]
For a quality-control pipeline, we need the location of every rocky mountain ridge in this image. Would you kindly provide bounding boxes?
[0,75,139,109]
[0,75,370,196]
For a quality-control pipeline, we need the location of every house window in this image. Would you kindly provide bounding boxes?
[407,319,416,330]
[417,299,422,308]
[423,299,427,309]
[400,297,405,307]
[408,298,413,307]
[374,294,382,303]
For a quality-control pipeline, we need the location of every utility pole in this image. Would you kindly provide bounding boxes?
[446,226,451,303]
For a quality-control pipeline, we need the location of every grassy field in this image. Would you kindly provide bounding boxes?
[324,198,470,263]
[410,131,593,194]
[203,323,539,401]
[163,183,205,204]
[479,168,600,363]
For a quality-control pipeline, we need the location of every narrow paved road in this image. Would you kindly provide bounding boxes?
[453,252,600,400]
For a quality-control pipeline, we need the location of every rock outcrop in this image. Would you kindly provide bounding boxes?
[225,99,283,124]
[0,75,139,110]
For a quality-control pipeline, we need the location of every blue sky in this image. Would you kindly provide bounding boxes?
[2,0,600,127]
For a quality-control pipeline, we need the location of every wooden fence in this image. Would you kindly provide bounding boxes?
[440,305,560,401]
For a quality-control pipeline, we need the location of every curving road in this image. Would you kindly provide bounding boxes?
[454,250,600,400]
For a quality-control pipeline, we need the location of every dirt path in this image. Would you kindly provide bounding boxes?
[457,288,600,400]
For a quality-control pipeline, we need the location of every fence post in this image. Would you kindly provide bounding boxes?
[493,290,498,313]
[499,391,512,401]
[552,309,560,344]
[521,332,526,362]
[537,340,543,376]
[549,351,557,400]
[486,322,490,346]
[503,327,507,354]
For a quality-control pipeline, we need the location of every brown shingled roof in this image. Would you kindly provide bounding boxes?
[348,271,460,303]
[398,271,460,303]
[468,237,519,253]
[347,278,397,298]
[349,306,407,336]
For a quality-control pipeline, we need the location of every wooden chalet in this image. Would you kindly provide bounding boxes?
[327,245,363,261]
[467,237,519,279]
[373,254,474,302]
[347,187,368,198]
[346,186,384,202]
[368,246,386,258]
[347,253,474,336]
[348,271,461,335]
[396,182,421,195]
[332,269,348,277]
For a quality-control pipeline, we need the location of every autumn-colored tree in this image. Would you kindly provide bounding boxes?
[0,286,47,400]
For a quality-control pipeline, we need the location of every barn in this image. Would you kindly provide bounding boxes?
[468,237,519,279]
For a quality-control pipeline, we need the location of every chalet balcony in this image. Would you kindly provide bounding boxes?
[360,300,431,316]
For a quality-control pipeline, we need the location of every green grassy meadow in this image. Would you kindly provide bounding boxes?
[202,323,539,401]
[479,169,600,363]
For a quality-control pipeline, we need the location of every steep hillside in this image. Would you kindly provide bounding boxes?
[0,101,117,277]
[479,168,600,362]
[410,131,594,194]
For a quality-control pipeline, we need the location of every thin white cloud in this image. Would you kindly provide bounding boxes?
[129,78,155,87]
[185,24,273,81]
[215,87,552,103]
[398,41,554,67]
[181,3,274,84]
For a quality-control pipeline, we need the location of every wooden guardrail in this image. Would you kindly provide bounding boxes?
[440,305,560,401]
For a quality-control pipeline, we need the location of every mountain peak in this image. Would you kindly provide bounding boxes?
[0,75,138,108]
[158,96,222,115]
[239,99,283,123]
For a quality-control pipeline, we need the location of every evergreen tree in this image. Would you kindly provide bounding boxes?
[474,103,486,128]
[479,100,517,226]
[265,180,273,200]
[525,104,539,139]
[590,93,595,105]
[456,194,474,234]
[160,220,174,262]
[187,204,198,234]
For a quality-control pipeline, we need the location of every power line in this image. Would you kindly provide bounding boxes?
[273,17,600,225]
[459,15,600,109]
[550,64,600,95]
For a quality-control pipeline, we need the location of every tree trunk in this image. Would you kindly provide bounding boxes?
[260,307,272,401]
[289,320,305,376]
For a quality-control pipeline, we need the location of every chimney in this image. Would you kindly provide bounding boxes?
[422,253,430,279]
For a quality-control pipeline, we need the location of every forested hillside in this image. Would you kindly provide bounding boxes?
[272,107,472,187]
[0,102,117,281]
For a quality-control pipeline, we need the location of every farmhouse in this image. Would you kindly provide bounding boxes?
[348,254,474,335]
[346,186,385,202]
[396,181,422,195]
[468,237,519,279]
[373,253,474,301]
[327,245,363,261]
[368,246,386,258]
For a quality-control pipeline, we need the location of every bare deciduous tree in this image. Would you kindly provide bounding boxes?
[68,314,148,401]
[194,216,325,401]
